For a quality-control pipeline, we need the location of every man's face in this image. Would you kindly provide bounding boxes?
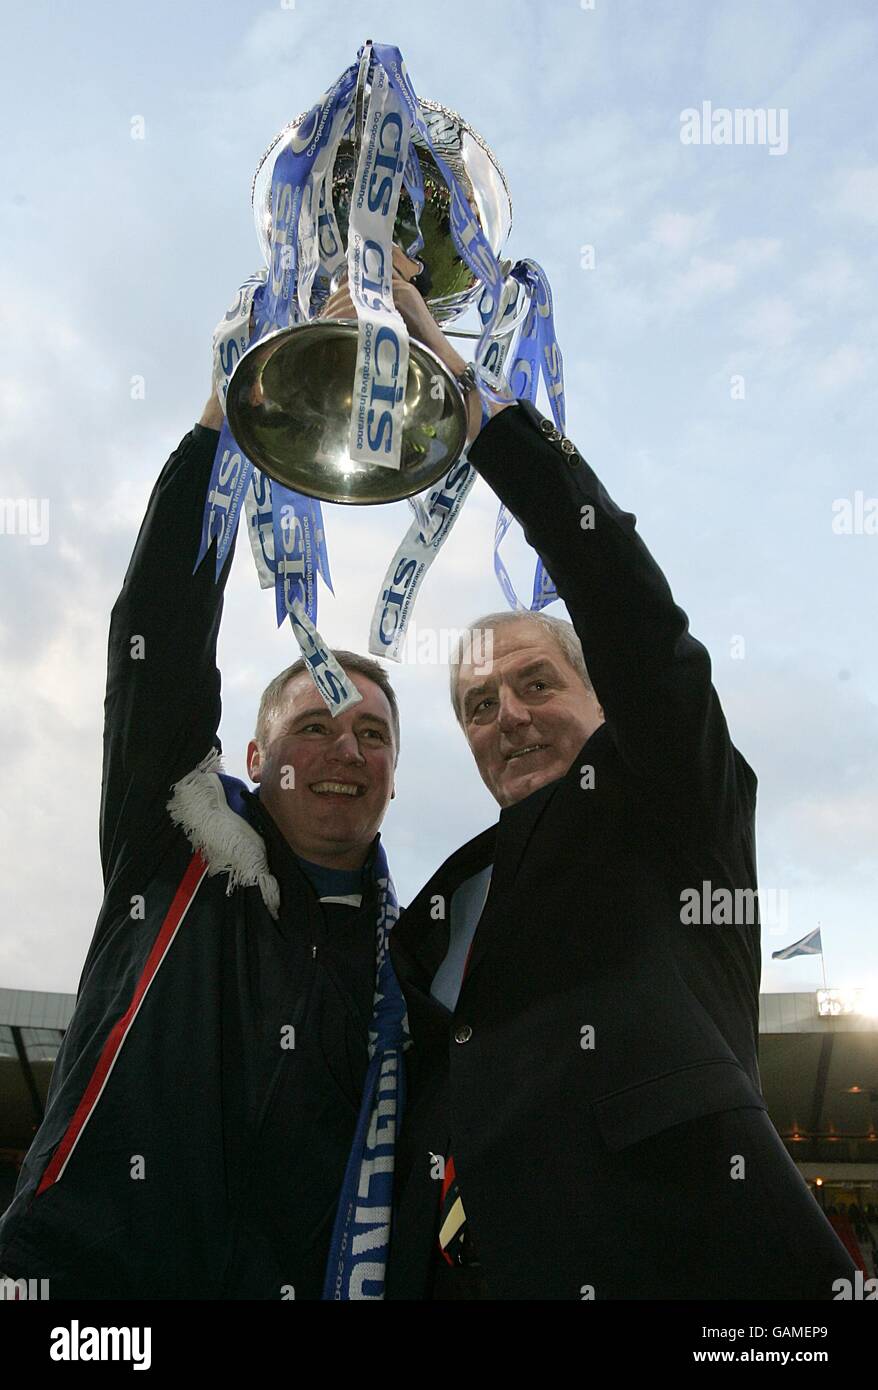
[457,622,604,808]
[246,670,397,869]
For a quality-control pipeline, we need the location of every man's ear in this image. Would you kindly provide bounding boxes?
[246,738,262,783]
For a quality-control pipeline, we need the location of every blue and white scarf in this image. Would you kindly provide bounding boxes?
[322,840,410,1299]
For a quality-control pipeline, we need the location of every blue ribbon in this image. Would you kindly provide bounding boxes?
[370,44,510,412]
[271,484,334,626]
[194,64,358,620]
[402,141,426,259]
[194,420,253,580]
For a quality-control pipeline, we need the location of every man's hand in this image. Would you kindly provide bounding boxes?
[319,244,514,447]
[199,304,258,431]
[320,244,448,352]
[199,391,224,431]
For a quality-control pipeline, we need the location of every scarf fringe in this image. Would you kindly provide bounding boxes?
[166,746,281,920]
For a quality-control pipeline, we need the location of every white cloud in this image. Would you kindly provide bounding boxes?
[734,295,806,349]
[811,344,868,391]
[832,166,878,225]
[650,209,714,254]
[668,254,739,304]
[730,237,783,271]
[786,793,878,875]
[796,253,861,307]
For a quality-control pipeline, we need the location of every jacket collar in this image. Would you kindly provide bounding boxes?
[391,773,559,991]
[166,746,281,918]
[392,724,613,990]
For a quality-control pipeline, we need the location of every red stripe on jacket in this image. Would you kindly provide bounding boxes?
[35,850,209,1195]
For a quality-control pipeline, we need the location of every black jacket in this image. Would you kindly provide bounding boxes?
[0,424,380,1299]
[387,399,857,1300]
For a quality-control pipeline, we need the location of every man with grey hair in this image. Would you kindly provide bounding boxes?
[383,348,857,1301]
[447,608,603,809]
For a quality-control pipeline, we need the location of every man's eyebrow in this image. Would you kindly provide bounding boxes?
[464,658,558,702]
[287,708,391,731]
[516,658,559,679]
[288,707,333,723]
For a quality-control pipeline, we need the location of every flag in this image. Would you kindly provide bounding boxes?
[771,928,823,960]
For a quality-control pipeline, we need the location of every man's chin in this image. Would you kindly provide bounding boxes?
[498,761,561,807]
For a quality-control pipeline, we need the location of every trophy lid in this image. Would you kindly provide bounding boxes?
[250,99,513,324]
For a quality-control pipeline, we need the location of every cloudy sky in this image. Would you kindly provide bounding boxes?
[1,0,875,999]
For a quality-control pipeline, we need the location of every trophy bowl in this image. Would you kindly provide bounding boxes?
[226,319,469,504]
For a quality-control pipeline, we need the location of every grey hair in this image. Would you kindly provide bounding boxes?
[255,650,400,763]
[449,610,594,726]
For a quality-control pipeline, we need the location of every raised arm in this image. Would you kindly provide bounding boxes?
[466,399,755,841]
[99,392,233,890]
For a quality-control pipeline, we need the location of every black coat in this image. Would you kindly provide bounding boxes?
[0,425,380,1299]
[387,400,857,1300]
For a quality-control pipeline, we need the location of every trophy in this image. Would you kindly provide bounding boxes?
[224,41,523,505]
[197,40,566,709]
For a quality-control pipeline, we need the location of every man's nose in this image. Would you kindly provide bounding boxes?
[497,689,531,733]
[326,729,365,763]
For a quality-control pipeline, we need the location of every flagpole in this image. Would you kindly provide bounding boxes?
[818,921,827,989]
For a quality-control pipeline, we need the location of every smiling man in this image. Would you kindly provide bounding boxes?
[454,615,605,808]
[0,379,407,1300]
[247,663,398,868]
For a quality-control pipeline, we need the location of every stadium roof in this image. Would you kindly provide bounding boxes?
[1,988,877,1169]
